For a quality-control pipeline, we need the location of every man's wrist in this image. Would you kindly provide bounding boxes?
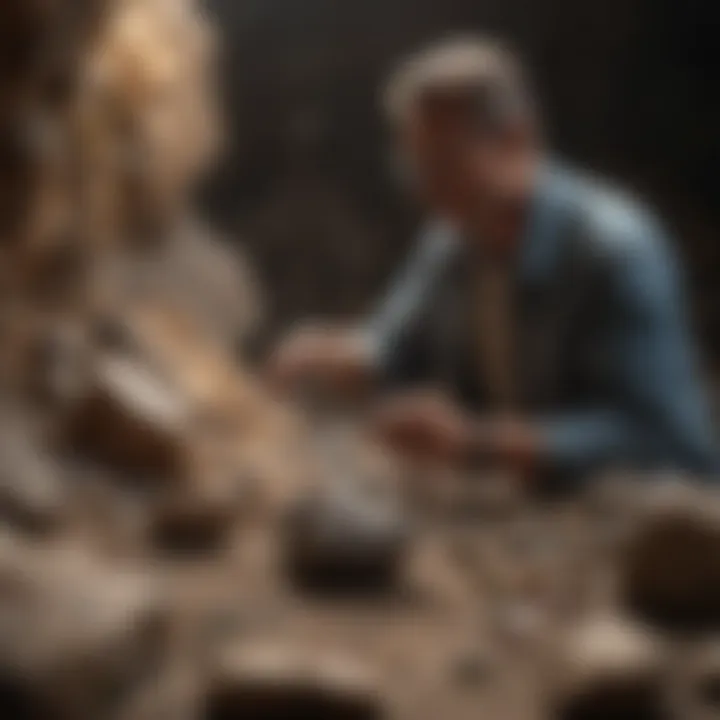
[461,418,494,468]
[461,417,542,474]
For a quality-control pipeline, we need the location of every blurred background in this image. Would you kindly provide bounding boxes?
[203,0,719,383]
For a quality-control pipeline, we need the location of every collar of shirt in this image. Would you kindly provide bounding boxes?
[517,158,574,288]
[444,157,572,285]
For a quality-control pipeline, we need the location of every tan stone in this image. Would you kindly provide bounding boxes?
[0,422,68,534]
[547,614,669,720]
[0,538,168,719]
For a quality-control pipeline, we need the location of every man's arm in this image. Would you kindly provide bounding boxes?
[366,221,457,385]
[269,221,455,395]
[533,215,718,478]
[372,215,718,484]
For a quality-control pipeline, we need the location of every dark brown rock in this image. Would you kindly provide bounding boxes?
[283,480,410,594]
[59,355,193,481]
[618,481,720,629]
[149,476,248,556]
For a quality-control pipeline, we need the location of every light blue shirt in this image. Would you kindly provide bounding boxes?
[368,161,719,480]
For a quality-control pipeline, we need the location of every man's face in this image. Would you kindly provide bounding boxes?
[401,101,533,238]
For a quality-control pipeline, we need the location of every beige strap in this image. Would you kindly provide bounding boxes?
[473,263,517,411]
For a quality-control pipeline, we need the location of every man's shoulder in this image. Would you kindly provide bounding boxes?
[554,164,669,267]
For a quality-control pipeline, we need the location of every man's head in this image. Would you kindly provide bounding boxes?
[384,37,540,243]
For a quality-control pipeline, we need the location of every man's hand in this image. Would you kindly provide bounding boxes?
[268,324,373,395]
[371,391,475,463]
[372,391,540,473]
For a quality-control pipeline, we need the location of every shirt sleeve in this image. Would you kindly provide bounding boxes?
[537,215,718,479]
[365,221,457,385]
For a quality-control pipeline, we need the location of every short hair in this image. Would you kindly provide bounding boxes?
[383,36,534,133]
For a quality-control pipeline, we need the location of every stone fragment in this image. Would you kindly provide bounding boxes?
[60,355,193,480]
[547,615,669,720]
[283,480,410,593]
[206,641,382,720]
[0,538,169,719]
[0,424,68,534]
[149,474,248,556]
[618,481,720,629]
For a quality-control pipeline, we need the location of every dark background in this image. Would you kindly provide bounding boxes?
[204,0,718,376]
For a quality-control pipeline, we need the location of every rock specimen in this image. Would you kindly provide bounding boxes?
[283,477,410,593]
[617,480,720,629]
[547,614,670,720]
[206,641,382,720]
[0,537,168,720]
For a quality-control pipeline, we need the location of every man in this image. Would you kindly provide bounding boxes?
[270,37,718,485]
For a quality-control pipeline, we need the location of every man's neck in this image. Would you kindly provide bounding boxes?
[462,202,528,267]
[467,159,540,264]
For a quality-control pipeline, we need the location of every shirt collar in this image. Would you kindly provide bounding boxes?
[518,158,571,286]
